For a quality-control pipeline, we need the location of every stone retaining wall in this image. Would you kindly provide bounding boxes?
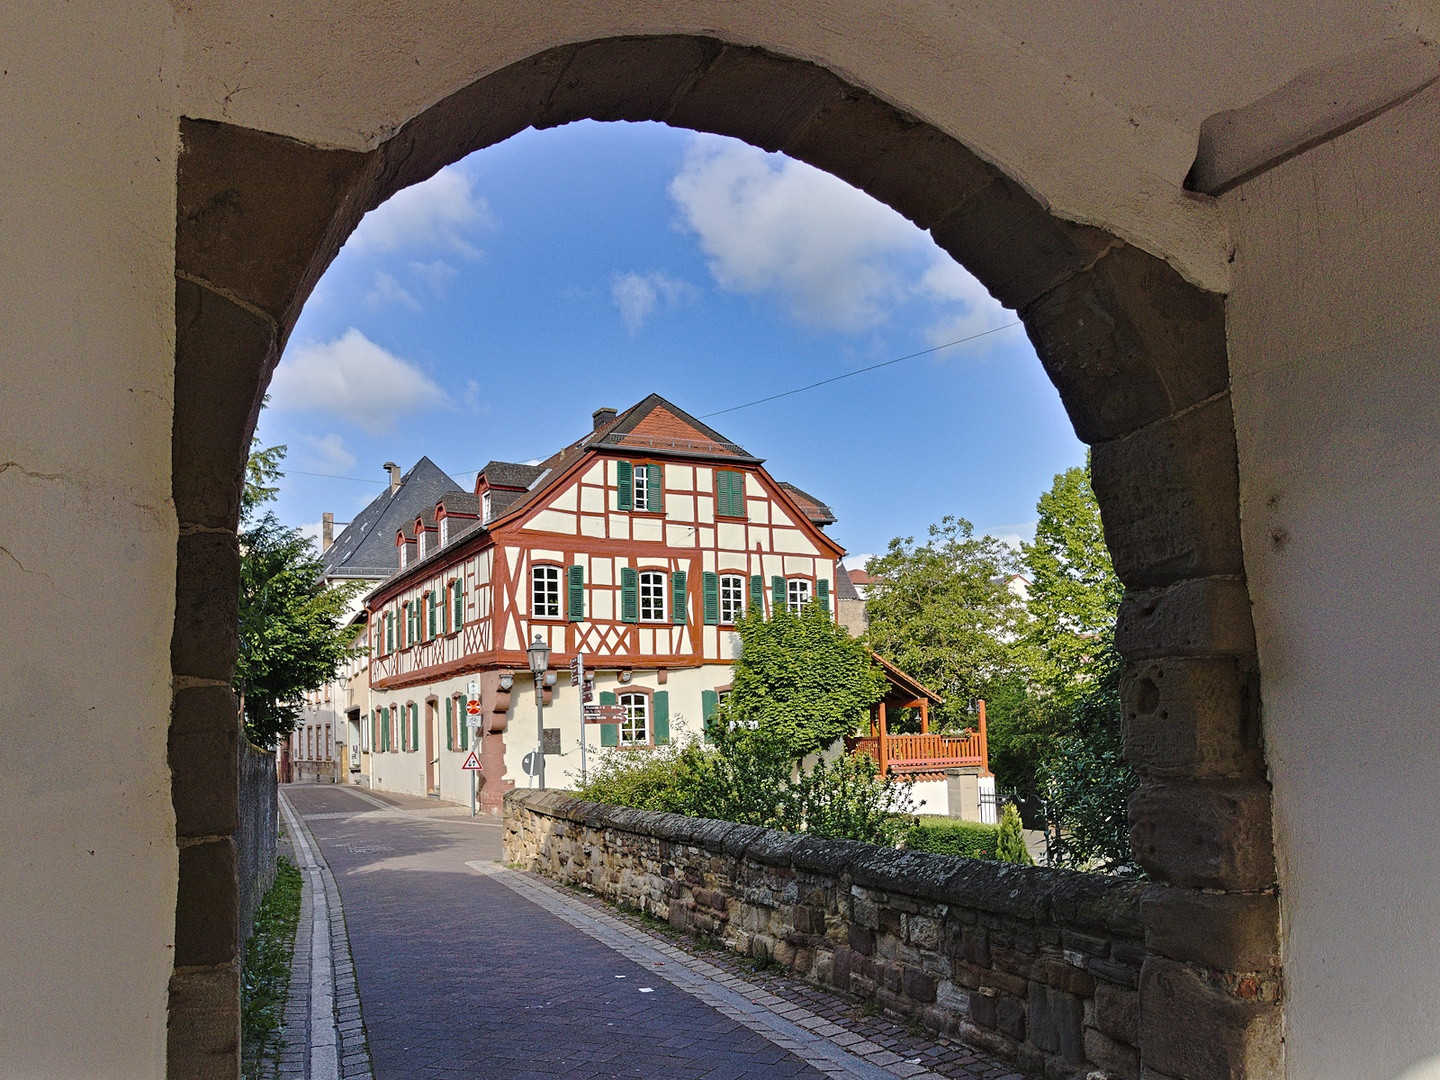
[506,791,1157,1079]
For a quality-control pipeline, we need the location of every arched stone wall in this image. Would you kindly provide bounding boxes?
[170,36,1279,1079]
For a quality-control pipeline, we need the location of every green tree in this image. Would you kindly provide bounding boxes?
[723,601,888,758]
[236,442,360,749]
[864,516,1027,731]
[1020,460,1124,701]
[995,802,1034,864]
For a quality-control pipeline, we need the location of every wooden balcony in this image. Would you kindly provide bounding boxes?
[847,730,986,775]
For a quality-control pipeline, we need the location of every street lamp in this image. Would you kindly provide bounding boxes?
[527,633,552,789]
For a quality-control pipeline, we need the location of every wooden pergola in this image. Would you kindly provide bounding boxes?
[849,654,988,777]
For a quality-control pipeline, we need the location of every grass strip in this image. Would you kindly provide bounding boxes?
[241,856,303,1080]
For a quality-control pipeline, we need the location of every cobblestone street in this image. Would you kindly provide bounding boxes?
[280,784,1020,1080]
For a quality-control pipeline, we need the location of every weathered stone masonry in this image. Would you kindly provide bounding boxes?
[506,791,1269,1080]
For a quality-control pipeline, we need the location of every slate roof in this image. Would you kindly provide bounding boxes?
[777,482,837,527]
[319,457,462,581]
[478,461,547,489]
[835,565,862,601]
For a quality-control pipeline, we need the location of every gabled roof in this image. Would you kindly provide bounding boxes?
[835,565,862,601]
[778,482,837,527]
[321,458,462,580]
[488,394,761,526]
[584,394,760,461]
[874,653,944,706]
[478,461,547,490]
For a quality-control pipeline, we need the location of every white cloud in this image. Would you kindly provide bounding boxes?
[610,270,696,332]
[669,134,1009,340]
[295,521,324,554]
[842,554,875,573]
[670,137,920,331]
[984,521,1038,551]
[346,165,493,258]
[271,328,447,434]
[410,259,459,297]
[299,433,356,472]
[364,271,421,311]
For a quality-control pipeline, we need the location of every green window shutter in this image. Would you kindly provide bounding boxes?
[600,690,618,747]
[647,465,663,513]
[429,592,437,638]
[730,471,745,518]
[386,614,393,653]
[817,578,830,614]
[772,575,785,612]
[617,461,633,511]
[380,709,387,752]
[411,704,419,752]
[446,697,454,750]
[715,471,730,517]
[702,572,719,625]
[750,574,764,613]
[460,701,469,749]
[671,570,687,624]
[567,565,585,621]
[620,567,638,623]
[653,690,669,744]
[452,581,462,631]
[701,689,719,743]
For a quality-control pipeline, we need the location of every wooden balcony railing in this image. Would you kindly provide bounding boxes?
[847,730,986,774]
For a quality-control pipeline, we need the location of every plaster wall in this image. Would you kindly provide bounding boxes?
[1225,80,1440,1080]
[170,2,1429,294]
[0,3,181,1076]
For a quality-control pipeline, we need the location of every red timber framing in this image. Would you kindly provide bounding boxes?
[365,395,847,694]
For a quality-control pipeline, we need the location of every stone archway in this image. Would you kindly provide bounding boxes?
[169,35,1278,1079]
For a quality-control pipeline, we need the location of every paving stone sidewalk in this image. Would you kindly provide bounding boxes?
[279,784,1020,1080]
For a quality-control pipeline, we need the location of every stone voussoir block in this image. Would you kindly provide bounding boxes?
[1129,779,1275,891]
[1121,657,1264,780]
[1022,242,1229,445]
[1139,957,1280,1080]
[1116,577,1256,660]
[170,685,239,839]
[1140,886,1279,973]
[1090,395,1244,591]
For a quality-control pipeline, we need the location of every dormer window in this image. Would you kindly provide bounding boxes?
[416,530,426,559]
[439,517,449,547]
[399,542,407,569]
[482,492,492,524]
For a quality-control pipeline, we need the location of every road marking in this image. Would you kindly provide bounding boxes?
[466,861,947,1080]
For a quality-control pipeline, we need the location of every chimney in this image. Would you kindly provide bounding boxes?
[322,512,334,552]
[383,461,402,494]
[592,406,617,431]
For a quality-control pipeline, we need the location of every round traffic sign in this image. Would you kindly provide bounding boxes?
[466,699,480,715]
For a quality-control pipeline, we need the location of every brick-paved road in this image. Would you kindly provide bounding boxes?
[284,785,831,1079]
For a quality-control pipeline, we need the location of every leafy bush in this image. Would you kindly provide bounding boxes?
[577,730,913,846]
[996,803,1034,864]
[724,603,888,757]
[902,816,999,859]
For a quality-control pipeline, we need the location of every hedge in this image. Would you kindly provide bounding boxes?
[902,816,1001,860]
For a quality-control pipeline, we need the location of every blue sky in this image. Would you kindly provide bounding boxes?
[257,120,1085,566]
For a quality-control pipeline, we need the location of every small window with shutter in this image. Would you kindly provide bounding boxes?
[703,572,720,625]
[715,471,746,518]
[817,578,830,614]
[620,567,638,623]
[599,690,619,746]
[772,575,785,613]
[671,570,687,624]
[617,461,633,511]
[750,575,765,615]
[567,565,584,621]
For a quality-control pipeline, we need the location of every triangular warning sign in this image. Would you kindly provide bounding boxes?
[461,751,482,771]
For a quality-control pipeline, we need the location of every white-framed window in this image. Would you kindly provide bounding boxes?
[532,565,561,618]
[416,530,426,559]
[619,692,649,746]
[719,574,744,624]
[787,578,812,614]
[633,465,650,511]
[439,518,449,547]
[482,492,492,524]
[638,571,666,623]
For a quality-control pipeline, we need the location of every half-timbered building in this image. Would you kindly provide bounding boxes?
[364,394,846,812]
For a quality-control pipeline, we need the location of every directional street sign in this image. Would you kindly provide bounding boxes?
[583,704,626,724]
[582,684,594,704]
[461,751,482,771]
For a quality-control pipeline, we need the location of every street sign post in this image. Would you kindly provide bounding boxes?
[466,680,481,816]
[583,705,626,723]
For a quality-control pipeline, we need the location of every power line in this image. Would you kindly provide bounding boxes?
[697,321,1024,419]
[289,320,1022,489]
